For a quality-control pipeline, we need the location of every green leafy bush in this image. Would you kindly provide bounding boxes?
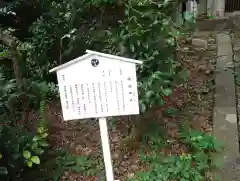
[0,100,49,181]
[52,152,100,180]
[5,0,185,113]
[23,149,101,181]
[130,153,205,181]
[102,0,185,112]
[180,129,224,153]
[128,128,223,181]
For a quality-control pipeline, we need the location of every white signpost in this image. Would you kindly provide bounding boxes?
[49,50,142,181]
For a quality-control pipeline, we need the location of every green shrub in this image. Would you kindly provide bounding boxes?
[180,129,224,153]
[0,100,49,181]
[128,129,223,181]
[4,0,186,113]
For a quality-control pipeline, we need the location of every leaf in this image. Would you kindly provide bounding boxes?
[0,126,3,132]
[139,100,147,113]
[38,81,49,95]
[184,172,190,178]
[130,44,135,52]
[40,133,48,138]
[12,153,21,160]
[0,50,9,58]
[53,173,62,181]
[146,91,155,99]
[166,38,175,46]
[37,127,45,134]
[0,153,2,160]
[61,34,71,39]
[152,73,162,80]
[34,148,44,155]
[27,161,33,168]
[4,82,16,90]
[33,135,41,142]
[156,97,165,106]
[105,30,112,36]
[23,151,31,159]
[179,70,188,82]
[0,167,8,175]
[31,142,38,149]
[39,141,49,147]
[31,156,40,164]
[162,88,172,96]
[164,107,179,116]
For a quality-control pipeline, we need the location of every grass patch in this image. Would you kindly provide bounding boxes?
[127,124,223,181]
[22,149,101,181]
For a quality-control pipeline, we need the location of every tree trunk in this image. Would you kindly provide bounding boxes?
[0,30,23,90]
[0,29,29,126]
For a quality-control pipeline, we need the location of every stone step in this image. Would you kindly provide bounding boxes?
[214,32,240,181]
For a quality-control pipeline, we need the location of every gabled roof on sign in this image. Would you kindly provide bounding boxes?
[49,49,143,73]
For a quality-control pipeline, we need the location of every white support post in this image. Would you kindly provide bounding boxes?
[99,117,116,181]
[215,0,225,18]
[207,0,215,16]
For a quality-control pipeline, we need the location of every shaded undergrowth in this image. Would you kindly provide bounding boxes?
[127,122,223,181]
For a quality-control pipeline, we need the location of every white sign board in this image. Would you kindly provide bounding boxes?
[55,52,140,120]
[50,50,142,181]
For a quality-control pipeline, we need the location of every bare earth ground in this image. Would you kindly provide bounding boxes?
[34,33,216,181]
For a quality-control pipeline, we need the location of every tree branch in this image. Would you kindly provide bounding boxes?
[0,29,24,90]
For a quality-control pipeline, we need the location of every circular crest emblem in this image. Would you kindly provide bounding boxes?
[91,59,99,67]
